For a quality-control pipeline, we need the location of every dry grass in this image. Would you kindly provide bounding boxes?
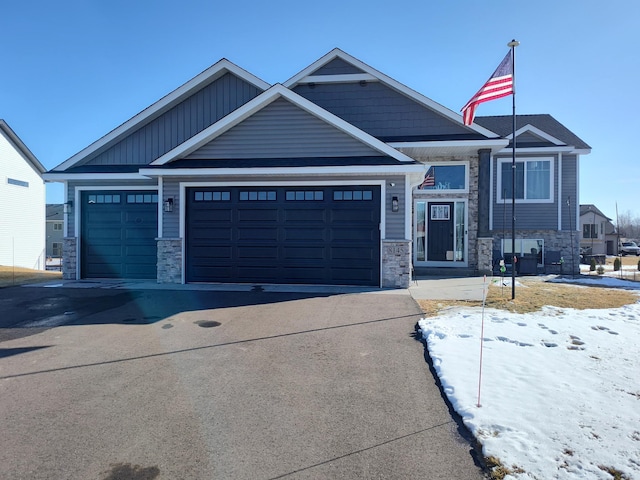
[485,456,526,480]
[0,266,62,287]
[418,277,639,315]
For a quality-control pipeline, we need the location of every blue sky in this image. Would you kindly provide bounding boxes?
[2,0,638,219]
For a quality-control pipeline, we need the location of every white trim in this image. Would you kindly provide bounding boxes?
[557,152,563,230]
[158,177,164,238]
[507,124,566,146]
[74,185,159,280]
[140,164,424,177]
[283,48,501,139]
[43,173,151,181]
[412,197,469,268]
[576,155,581,232]
[179,180,387,286]
[497,146,590,155]
[53,59,270,171]
[404,179,412,240]
[63,181,69,238]
[150,84,417,166]
[496,157,555,204]
[389,139,508,150]
[298,74,378,84]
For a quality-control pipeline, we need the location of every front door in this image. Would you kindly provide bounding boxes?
[427,202,454,261]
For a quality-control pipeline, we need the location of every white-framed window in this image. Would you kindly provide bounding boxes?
[53,223,63,231]
[501,238,544,265]
[497,157,553,202]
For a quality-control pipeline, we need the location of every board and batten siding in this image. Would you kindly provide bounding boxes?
[492,154,560,231]
[293,81,471,139]
[560,154,578,230]
[0,129,45,269]
[82,73,262,167]
[310,57,366,76]
[186,98,380,159]
[66,180,157,238]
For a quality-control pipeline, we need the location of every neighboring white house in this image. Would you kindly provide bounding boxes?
[0,120,46,270]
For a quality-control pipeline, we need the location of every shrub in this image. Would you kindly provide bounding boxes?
[590,257,597,272]
[614,257,621,271]
[597,265,605,275]
[637,259,640,272]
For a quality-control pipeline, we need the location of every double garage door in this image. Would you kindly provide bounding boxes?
[186,186,381,286]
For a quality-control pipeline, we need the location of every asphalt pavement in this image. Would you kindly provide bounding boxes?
[0,282,487,479]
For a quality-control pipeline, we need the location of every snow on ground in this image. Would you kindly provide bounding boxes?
[418,276,640,479]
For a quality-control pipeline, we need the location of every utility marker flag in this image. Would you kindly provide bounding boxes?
[461,51,514,125]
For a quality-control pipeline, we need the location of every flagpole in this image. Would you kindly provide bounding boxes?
[508,39,519,300]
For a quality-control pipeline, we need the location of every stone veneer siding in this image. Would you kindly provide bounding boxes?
[491,230,580,275]
[381,240,412,288]
[62,237,77,280]
[157,238,183,283]
[477,237,494,274]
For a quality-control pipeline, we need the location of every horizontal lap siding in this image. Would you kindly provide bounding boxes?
[293,82,470,138]
[83,73,261,166]
[561,155,578,230]
[310,58,366,75]
[385,176,407,239]
[186,98,379,159]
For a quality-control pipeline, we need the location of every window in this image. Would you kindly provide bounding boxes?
[194,191,230,201]
[286,191,324,201]
[88,194,121,204]
[126,194,158,204]
[417,164,466,191]
[239,191,276,201]
[333,190,373,201]
[53,223,63,231]
[52,243,62,257]
[583,224,597,239]
[7,178,29,187]
[502,238,544,265]
[499,158,552,201]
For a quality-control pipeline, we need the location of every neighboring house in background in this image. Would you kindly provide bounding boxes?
[579,204,617,256]
[0,120,46,270]
[46,204,64,258]
[44,49,590,286]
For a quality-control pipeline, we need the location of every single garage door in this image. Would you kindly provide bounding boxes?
[186,186,381,286]
[81,191,158,279]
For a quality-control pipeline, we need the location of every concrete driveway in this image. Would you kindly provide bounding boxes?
[0,284,485,479]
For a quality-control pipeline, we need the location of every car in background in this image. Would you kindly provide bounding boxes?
[619,241,640,256]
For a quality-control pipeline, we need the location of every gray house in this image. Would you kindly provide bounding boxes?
[44,49,590,287]
[579,204,617,256]
[46,204,64,258]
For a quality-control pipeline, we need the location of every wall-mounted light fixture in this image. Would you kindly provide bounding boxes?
[163,198,174,213]
[63,201,73,214]
[391,196,399,212]
[389,182,395,187]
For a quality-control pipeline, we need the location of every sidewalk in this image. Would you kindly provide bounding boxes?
[408,276,488,301]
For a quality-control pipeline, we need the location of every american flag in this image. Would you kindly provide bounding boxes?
[420,167,435,188]
[461,51,514,126]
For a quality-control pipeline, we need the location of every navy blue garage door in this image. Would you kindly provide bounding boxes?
[186,186,381,286]
[81,191,158,279]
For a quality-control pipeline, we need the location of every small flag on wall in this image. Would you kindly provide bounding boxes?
[461,51,514,126]
[419,166,435,188]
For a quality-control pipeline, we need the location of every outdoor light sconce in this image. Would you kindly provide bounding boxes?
[391,196,399,212]
[163,198,174,213]
[63,201,73,214]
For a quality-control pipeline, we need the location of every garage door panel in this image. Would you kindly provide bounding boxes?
[186,186,380,286]
[81,191,157,279]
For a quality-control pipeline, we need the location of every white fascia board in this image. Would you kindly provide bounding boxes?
[139,164,426,177]
[53,59,271,172]
[507,124,565,145]
[497,146,591,155]
[283,48,500,139]
[151,84,416,165]
[42,172,151,181]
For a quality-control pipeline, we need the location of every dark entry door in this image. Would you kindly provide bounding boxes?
[186,186,381,286]
[427,202,454,261]
[81,191,158,279]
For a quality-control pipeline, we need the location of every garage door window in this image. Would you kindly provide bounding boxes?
[127,194,158,204]
[239,191,276,201]
[333,190,373,201]
[87,194,121,204]
[194,191,230,201]
[286,190,324,201]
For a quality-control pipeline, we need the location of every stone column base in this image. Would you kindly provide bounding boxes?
[157,238,183,283]
[381,240,412,288]
[477,237,494,275]
[62,237,77,280]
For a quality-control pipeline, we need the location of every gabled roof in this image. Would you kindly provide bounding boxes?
[149,84,417,166]
[53,59,270,172]
[475,114,591,152]
[0,120,46,174]
[580,204,611,221]
[284,48,501,140]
